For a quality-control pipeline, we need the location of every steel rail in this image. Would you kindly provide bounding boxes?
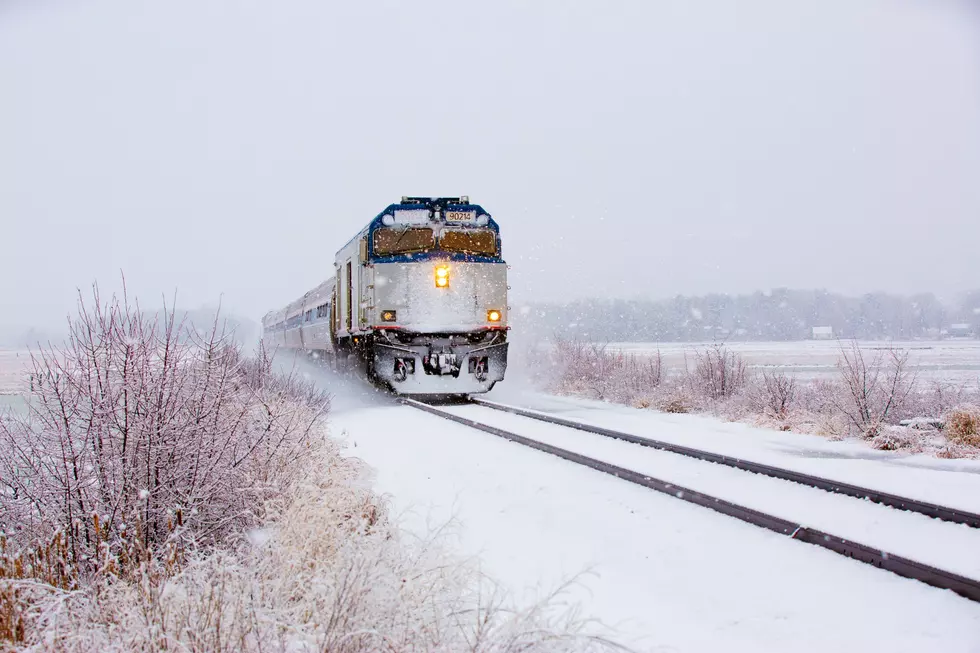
[403,398,980,604]
[470,397,980,529]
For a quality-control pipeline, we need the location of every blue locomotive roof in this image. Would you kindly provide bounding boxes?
[337,197,502,263]
[367,198,498,232]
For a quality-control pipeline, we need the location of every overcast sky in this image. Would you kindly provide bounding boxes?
[2,0,978,330]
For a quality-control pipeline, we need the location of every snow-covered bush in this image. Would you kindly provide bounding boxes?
[0,285,329,584]
[869,426,920,452]
[944,406,980,448]
[538,337,979,458]
[829,341,916,437]
[758,370,796,419]
[897,380,976,422]
[654,383,696,414]
[688,344,746,401]
[548,336,661,405]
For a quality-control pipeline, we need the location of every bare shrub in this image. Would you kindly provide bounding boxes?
[903,381,976,421]
[549,336,661,404]
[550,336,616,400]
[690,343,746,400]
[0,284,329,585]
[540,333,979,459]
[830,341,916,437]
[760,370,796,419]
[945,406,980,448]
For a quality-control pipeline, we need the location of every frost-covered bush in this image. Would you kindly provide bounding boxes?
[945,406,980,448]
[0,285,330,584]
[538,336,979,459]
[758,370,796,419]
[869,426,921,452]
[548,336,661,405]
[688,344,746,401]
[897,381,976,422]
[655,386,694,414]
[829,341,915,437]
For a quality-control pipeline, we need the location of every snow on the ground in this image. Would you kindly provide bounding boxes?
[288,356,980,652]
[331,403,980,652]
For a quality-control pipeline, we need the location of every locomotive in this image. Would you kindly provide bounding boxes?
[262,197,509,394]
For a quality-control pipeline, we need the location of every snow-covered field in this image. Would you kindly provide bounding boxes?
[606,339,980,383]
[0,349,29,413]
[0,349,28,392]
[291,358,980,653]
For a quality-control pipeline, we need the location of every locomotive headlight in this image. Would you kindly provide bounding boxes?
[381,310,397,322]
[435,265,450,288]
[487,310,501,322]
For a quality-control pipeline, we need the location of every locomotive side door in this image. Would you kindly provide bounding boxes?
[358,237,372,329]
[345,260,353,333]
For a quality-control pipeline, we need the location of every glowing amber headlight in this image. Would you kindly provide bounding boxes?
[487,310,501,322]
[381,310,397,322]
[435,265,450,288]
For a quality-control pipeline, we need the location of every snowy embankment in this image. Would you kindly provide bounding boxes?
[312,368,980,653]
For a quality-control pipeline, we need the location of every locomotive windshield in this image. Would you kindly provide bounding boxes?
[374,227,435,255]
[373,226,498,258]
[439,229,497,256]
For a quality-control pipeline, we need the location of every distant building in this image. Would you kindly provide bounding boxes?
[949,323,974,339]
[811,326,834,340]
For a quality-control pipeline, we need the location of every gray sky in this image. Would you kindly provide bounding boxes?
[2,0,978,329]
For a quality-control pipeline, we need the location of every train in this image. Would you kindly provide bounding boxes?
[262,196,509,395]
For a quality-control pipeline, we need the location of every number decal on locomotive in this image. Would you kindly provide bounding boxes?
[445,210,476,223]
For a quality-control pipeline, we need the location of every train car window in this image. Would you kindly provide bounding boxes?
[439,229,497,256]
[373,227,434,255]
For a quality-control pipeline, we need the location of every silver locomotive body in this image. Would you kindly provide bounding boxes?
[263,197,509,395]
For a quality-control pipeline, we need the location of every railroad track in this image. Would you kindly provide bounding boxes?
[402,397,980,604]
[471,398,980,529]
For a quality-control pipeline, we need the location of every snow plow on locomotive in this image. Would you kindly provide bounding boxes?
[261,197,509,395]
